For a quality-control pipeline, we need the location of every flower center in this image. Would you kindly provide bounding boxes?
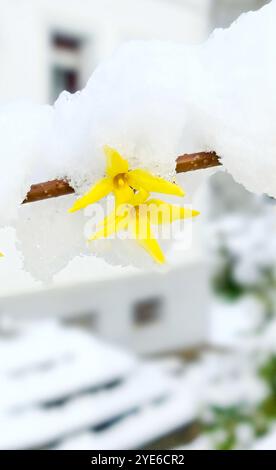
[114,173,127,188]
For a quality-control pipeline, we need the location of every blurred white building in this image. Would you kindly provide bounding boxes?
[211,0,269,28]
[0,0,268,104]
[0,0,213,105]
[0,261,209,355]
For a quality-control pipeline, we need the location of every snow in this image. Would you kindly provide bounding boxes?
[0,102,53,226]
[14,195,88,282]
[1,0,275,276]
[209,297,264,348]
[178,435,213,450]
[0,322,136,413]
[0,321,201,450]
[253,427,276,450]
[209,209,276,288]
[201,3,276,198]
[0,364,177,450]
[56,391,197,450]
[1,318,275,450]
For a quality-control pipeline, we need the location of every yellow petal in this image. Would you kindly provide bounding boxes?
[146,199,200,225]
[138,236,165,264]
[68,177,113,213]
[130,188,149,206]
[97,205,129,227]
[0,252,4,257]
[131,222,165,264]
[114,184,134,207]
[89,213,127,241]
[103,145,129,177]
[128,169,185,197]
[88,224,115,242]
[96,209,117,228]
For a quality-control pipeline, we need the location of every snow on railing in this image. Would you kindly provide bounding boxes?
[0,322,199,450]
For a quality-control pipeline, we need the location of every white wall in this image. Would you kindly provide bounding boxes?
[0,0,212,104]
[0,260,210,354]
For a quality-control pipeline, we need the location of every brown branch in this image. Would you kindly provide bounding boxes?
[23,179,75,204]
[176,151,221,173]
[23,151,221,204]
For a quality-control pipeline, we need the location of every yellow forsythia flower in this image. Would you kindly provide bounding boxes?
[89,190,199,264]
[68,145,184,212]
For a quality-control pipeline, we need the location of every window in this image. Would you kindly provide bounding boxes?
[64,312,98,331]
[52,33,82,51]
[133,298,163,326]
[52,66,79,98]
[50,32,83,102]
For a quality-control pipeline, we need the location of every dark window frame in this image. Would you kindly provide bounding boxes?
[133,297,164,327]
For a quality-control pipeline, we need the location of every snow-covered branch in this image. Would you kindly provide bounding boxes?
[23,152,221,204]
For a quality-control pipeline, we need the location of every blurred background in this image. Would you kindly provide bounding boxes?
[0,0,275,451]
